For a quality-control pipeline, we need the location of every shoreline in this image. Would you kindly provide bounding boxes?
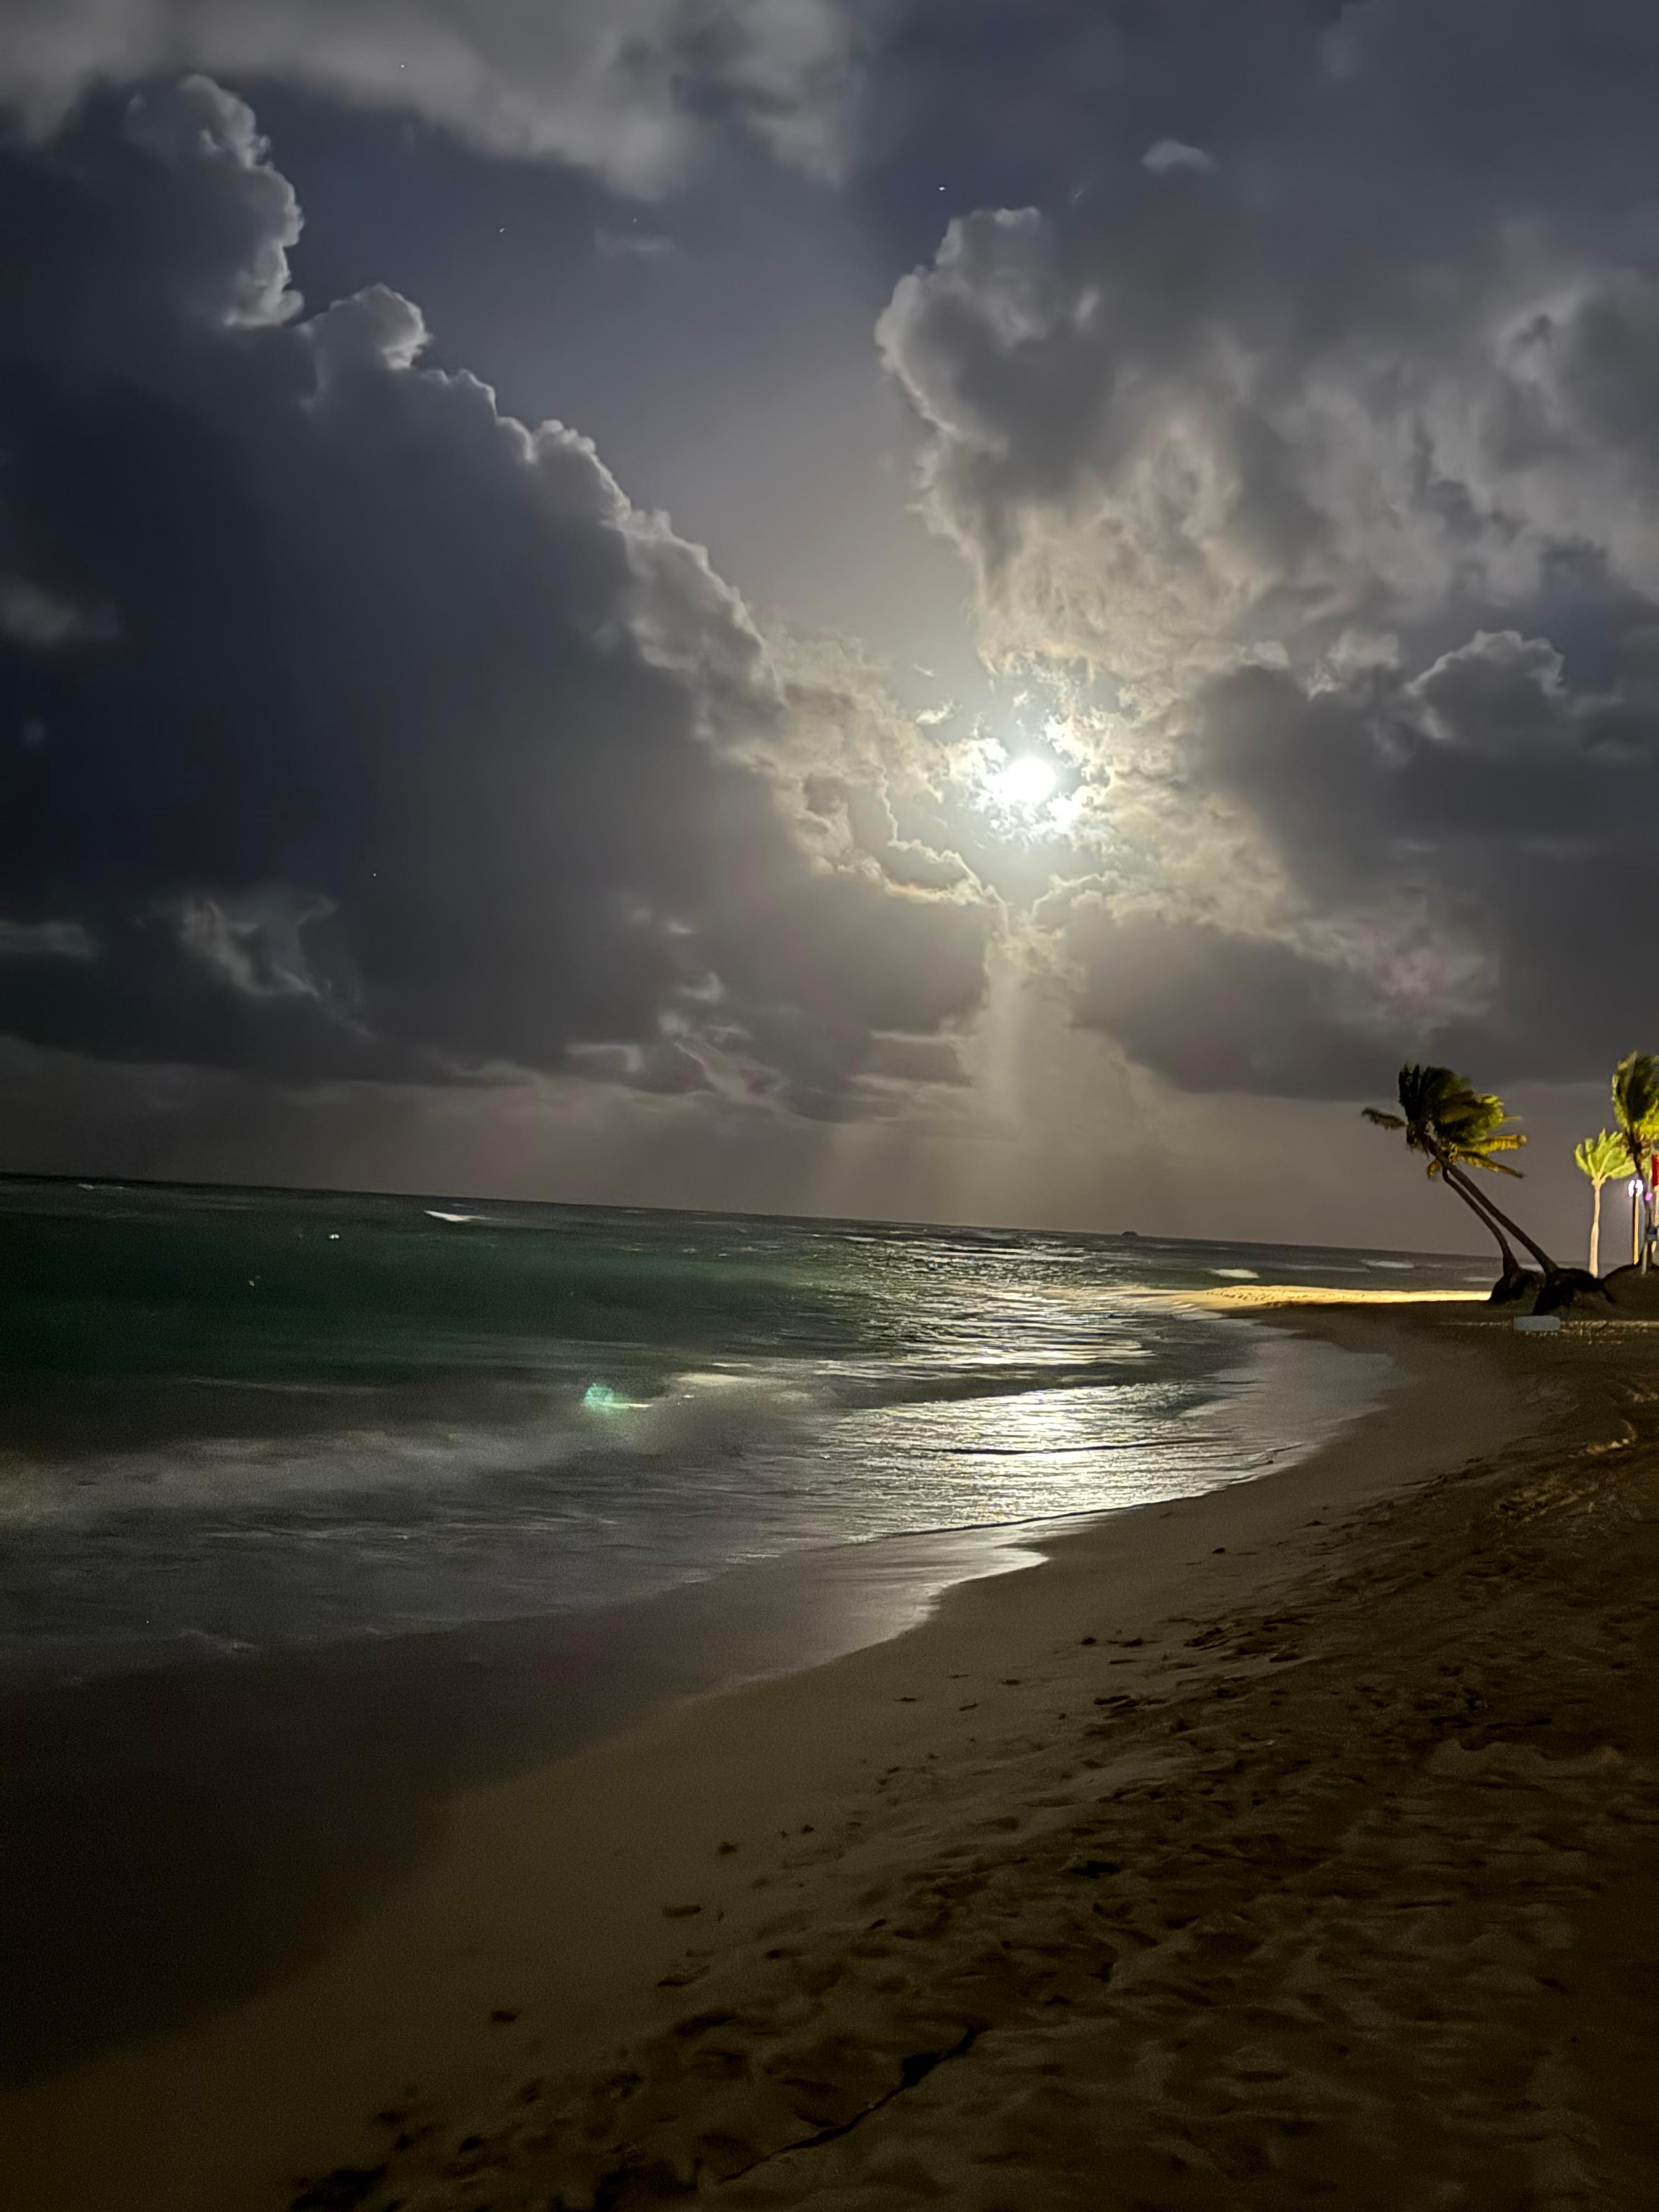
[5,1293,1632,2210]
[0,1519,1052,2080]
[0,1300,1388,2090]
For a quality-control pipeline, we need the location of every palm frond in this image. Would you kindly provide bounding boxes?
[1613,1053,1659,1146]
[1379,1065,1527,1173]
[1575,1129,1629,1183]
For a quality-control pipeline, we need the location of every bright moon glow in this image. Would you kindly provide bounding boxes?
[988,753,1059,811]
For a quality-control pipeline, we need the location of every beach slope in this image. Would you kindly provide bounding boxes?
[5,1298,1657,2210]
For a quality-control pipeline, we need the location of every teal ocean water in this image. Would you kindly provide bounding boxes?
[0,1178,1488,1684]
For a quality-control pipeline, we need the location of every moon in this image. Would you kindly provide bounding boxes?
[987,753,1059,812]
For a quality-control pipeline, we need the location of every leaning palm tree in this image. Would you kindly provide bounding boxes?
[1573,1130,1627,1276]
[1611,1052,1659,1269]
[1363,1064,1559,1285]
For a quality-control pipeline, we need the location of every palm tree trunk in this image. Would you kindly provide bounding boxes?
[1432,1160,1522,1274]
[1590,1181,1603,1277]
[1440,1160,1558,1274]
[1621,1133,1646,1267]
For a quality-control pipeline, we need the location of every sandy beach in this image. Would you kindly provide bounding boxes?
[17,15,1659,2208]
[4,1291,1657,2210]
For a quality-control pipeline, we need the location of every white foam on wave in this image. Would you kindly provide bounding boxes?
[0,1425,558,1530]
[0,1371,825,1531]
[1210,1266,1259,1279]
[0,1314,1413,1688]
[589,1372,818,1460]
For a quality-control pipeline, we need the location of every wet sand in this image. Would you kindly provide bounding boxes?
[0,1523,1039,2081]
[5,1294,1657,2209]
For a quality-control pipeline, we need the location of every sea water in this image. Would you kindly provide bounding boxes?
[0,1178,1487,1684]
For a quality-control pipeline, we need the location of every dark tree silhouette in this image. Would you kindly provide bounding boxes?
[1611,1052,1659,1270]
[1363,1064,1560,1293]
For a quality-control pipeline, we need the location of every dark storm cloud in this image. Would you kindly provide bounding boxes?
[1180,634,1659,1070]
[1066,907,1397,1101]
[0,0,877,192]
[877,0,1659,1099]
[1063,629,1658,1097]
[0,78,990,1117]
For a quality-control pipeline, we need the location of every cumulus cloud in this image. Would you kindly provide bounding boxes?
[13,2,1659,1156]
[878,0,1659,1101]
[0,0,876,194]
[1141,139,1214,176]
[0,77,990,1119]
[0,577,119,650]
[0,919,97,963]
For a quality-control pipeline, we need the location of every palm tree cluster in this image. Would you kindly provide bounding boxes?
[1577,1051,1659,1273]
[1365,1053,1659,1308]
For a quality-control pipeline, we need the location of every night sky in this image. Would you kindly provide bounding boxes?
[3,1,1655,1250]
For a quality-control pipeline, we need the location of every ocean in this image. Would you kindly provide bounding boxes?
[0,1177,1489,1686]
